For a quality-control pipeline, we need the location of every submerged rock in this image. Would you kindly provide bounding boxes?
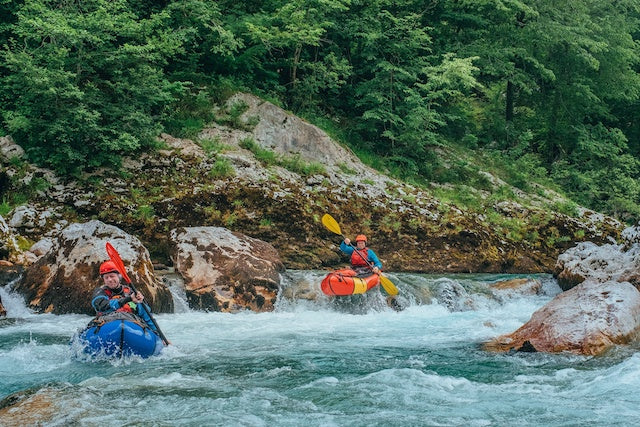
[489,277,543,301]
[432,278,475,311]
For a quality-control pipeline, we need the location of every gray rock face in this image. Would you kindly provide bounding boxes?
[0,215,16,259]
[0,135,25,160]
[232,93,362,169]
[170,226,284,312]
[14,220,173,314]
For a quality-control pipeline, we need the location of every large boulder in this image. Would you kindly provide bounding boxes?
[14,220,173,315]
[170,226,284,312]
[484,280,640,355]
[554,227,640,291]
[228,93,363,170]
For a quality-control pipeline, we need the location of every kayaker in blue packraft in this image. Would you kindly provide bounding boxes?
[91,260,158,333]
[340,234,383,276]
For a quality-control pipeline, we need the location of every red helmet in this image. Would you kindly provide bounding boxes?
[99,261,119,275]
[355,234,367,243]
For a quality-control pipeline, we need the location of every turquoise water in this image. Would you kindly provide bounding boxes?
[1,272,640,426]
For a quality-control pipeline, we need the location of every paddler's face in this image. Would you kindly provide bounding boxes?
[356,240,366,249]
[102,272,121,288]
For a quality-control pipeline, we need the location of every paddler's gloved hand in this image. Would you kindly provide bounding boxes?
[131,291,144,303]
[119,295,133,307]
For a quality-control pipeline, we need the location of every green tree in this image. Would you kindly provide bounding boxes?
[243,0,351,110]
[524,0,640,162]
[339,3,480,177]
[1,0,185,173]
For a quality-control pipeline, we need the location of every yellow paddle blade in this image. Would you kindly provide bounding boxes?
[321,214,343,236]
[380,274,399,296]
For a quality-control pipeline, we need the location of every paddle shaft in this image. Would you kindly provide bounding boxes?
[347,241,379,272]
[106,243,170,345]
[321,214,398,296]
[346,241,398,296]
[126,281,170,346]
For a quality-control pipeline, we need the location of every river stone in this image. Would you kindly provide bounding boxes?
[29,238,54,258]
[554,229,640,291]
[0,135,25,160]
[0,215,24,263]
[14,220,173,315]
[433,278,476,312]
[484,280,640,355]
[170,226,284,312]
[489,278,543,301]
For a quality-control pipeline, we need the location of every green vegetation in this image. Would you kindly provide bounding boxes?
[240,137,326,176]
[260,218,273,227]
[1,0,639,222]
[0,198,11,216]
[209,157,235,178]
[198,137,228,156]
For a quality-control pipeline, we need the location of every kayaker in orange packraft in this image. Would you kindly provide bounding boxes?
[340,234,383,276]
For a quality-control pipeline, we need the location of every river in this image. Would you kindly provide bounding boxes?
[1,271,639,426]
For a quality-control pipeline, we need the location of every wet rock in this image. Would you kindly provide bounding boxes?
[170,226,284,312]
[433,278,476,311]
[554,230,640,291]
[517,340,537,352]
[14,220,173,315]
[489,278,543,301]
[0,387,73,426]
[279,276,322,302]
[0,263,23,286]
[484,280,640,355]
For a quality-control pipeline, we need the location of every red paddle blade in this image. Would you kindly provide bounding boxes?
[105,242,132,284]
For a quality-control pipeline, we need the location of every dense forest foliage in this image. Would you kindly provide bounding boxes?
[1,0,639,221]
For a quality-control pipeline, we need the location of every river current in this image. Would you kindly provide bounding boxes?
[1,271,639,426]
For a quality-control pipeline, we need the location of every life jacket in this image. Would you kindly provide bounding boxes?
[351,247,371,267]
[103,285,134,313]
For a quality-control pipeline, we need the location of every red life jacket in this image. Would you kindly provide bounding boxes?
[104,285,134,313]
[351,247,370,267]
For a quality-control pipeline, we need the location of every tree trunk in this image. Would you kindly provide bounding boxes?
[506,80,514,122]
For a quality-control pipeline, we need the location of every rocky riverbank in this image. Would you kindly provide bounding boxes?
[0,93,623,275]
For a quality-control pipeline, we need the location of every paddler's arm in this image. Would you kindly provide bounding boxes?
[367,250,383,272]
[340,239,354,254]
